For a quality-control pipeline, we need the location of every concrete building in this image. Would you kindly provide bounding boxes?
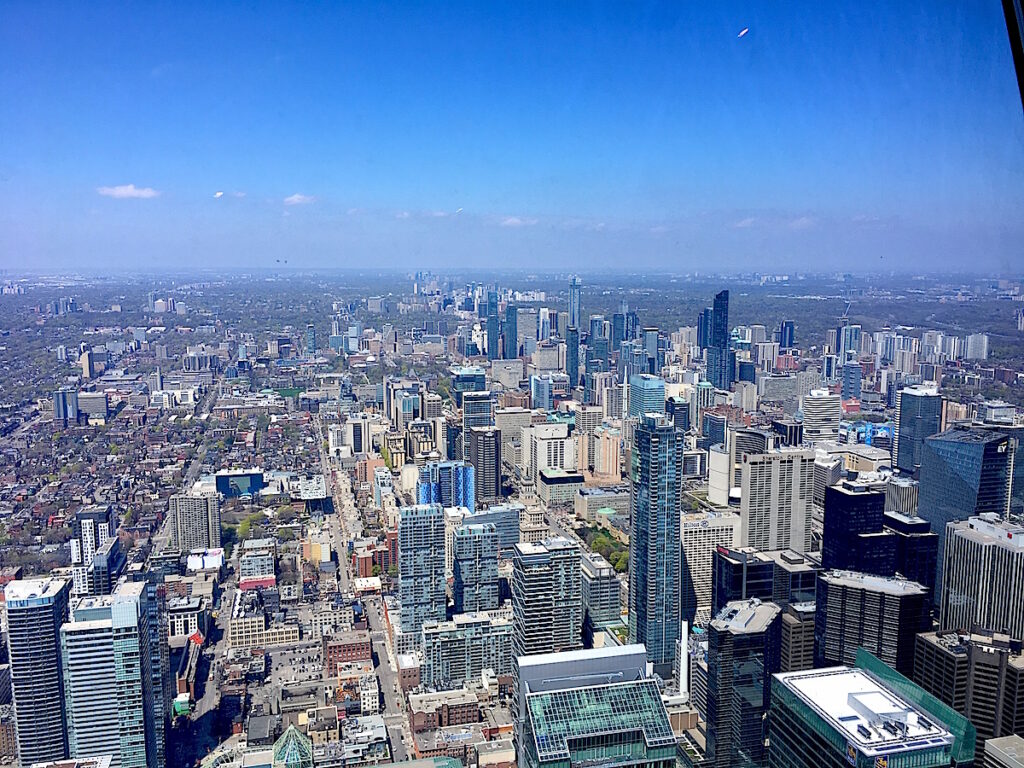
[398,504,447,644]
[167,493,221,553]
[420,613,513,690]
[913,629,1024,745]
[940,514,1024,643]
[452,523,499,615]
[739,448,815,554]
[680,510,740,626]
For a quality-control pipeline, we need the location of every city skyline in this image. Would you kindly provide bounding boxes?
[2,2,1023,272]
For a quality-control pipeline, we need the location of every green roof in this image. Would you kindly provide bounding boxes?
[527,679,676,763]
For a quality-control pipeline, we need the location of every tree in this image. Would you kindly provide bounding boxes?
[372,565,382,577]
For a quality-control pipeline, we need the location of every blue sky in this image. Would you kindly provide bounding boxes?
[1,1,1022,272]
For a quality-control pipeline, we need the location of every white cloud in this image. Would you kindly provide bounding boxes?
[396,211,410,219]
[232,191,246,198]
[789,216,815,231]
[283,193,314,205]
[429,210,449,218]
[500,216,538,227]
[213,191,224,199]
[733,216,757,229]
[96,184,160,199]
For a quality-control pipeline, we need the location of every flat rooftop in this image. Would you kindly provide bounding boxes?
[711,599,781,634]
[775,667,953,758]
[821,570,927,596]
[4,576,68,603]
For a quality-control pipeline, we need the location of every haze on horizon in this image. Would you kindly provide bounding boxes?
[1,1,1022,274]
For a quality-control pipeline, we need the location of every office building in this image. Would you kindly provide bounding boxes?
[628,373,665,419]
[61,582,158,768]
[398,505,447,642]
[779,602,816,673]
[822,481,896,577]
[53,387,79,427]
[417,460,476,512]
[986,736,1024,768]
[462,502,522,556]
[894,383,945,476]
[815,571,929,675]
[70,504,117,597]
[913,629,1024,744]
[567,275,581,330]
[452,524,499,615]
[461,390,494,457]
[5,577,71,766]
[681,511,741,626]
[705,599,781,768]
[711,547,819,619]
[769,657,975,768]
[940,514,1024,640]
[467,426,502,505]
[885,509,939,595]
[167,493,221,553]
[739,448,815,554]
[486,290,500,360]
[449,365,486,408]
[800,389,841,441]
[565,326,580,388]
[580,551,621,636]
[504,303,519,359]
[778,320,795,350]
[629,414,682,676]
[920,426,1013,599]
[516,645,676,768]
[420,613,512,690]
[707,290,732,391]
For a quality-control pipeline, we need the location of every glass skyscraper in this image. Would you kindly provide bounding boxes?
[417,460,476,512]
[628,413,682,677]
[628,373,665,419]
[568,275,581,329]
[894,383,944,476]
[918,426,1012,598]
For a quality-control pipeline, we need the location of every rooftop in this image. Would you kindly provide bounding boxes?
[527,678,675,763]
[711,599,781,634]
[821,570,928,596]
[4,576,68,603]
[775,667,954,758]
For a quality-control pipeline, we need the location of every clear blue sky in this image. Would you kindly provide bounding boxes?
[1,1,1022,272]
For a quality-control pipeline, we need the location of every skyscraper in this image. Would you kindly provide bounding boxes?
[939,514,1024,641]
[5,577,71,766]
[452,523,499,614]
[61,582,158,768]
[681,511,741,625]
[769,657,975,768]
[417,460,476,512]
[894,383,944,476]
[705,599,781,768]
[815,571,930,675]
[504,303,518,359]
[52,387,79,427]
[486,290,500,360]
[778,320,795,350]
[707,290,733,390]
[821,481,896,577]
[466,426,501,505]
[511,539,582,721]
[627,373,665,419]
[739,448,815,554]
[568,275,581,330]
[800,389,841,441]
[167,493,221,553]
[841,358,862,400]
[919,426,1013,598]
[565,326,580,388]
[70,504,117,596]
[629,413,682,677]
[398,504,446,644]
[913,629,1024,745]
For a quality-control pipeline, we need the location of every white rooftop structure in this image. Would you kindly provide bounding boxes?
[775,667,954,758]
